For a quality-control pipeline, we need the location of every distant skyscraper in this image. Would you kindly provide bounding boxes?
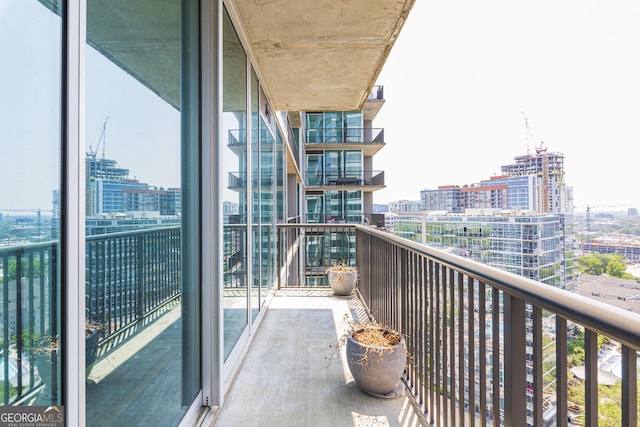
[388,199,421,212]
[501,149,572,214]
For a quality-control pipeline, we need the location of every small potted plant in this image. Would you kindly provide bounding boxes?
[34,335,59,401]
[326,263,358,296]
[330,316,408,398]
[85,315,103,377]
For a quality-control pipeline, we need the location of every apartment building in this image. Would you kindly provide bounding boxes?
[1,0,415,424]
[301,101,386,224]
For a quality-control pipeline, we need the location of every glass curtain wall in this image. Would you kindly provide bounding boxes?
[0,0,63,406]
[224,8,279,352]
[222,8,248,360]
[250,68,260,321]
[306,153,323,186]
[305,111,362,143]
[258,118,274,316]
[84,0,189,424]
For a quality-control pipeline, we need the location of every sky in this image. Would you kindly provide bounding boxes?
[373,0,640,211]
[3,1,640,213]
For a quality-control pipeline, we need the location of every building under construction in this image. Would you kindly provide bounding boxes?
[501,148,572,214]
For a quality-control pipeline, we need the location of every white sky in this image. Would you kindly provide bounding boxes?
[373,0,640,211]
[4,1,640,214]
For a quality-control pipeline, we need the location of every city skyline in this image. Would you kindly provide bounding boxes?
[374,0,640,211]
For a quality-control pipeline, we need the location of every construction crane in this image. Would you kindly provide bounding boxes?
[88,116,109,159]
[521,111,533,155]
[521,111,547,155]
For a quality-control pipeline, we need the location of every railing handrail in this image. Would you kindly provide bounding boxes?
[356,224,640,351]
[0,240,57,255]
[86,225,180,242]
[278,223,356,230]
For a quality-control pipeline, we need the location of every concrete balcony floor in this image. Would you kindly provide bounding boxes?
[213,289,427,427]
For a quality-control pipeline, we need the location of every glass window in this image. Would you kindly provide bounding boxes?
[306,195,324,224]
[324,112,343,142]
[259,117,275,315]
[325,151,342,184]
[344,151,362,181]
[223,7,248,360]
[0,0,62,406]
[84,1,187,424]
[305,113,323,143]
[344,111,362,142]
[306,154,323,186]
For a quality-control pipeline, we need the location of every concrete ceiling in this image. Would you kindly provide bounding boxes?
[37,0,414,114]
[230,0,415,112]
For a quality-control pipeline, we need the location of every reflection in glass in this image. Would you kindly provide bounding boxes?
[223,7,248,359]
[85,0,185,424]
[259,118,275,312]
[250,69,260,321]
[0,0,62,406]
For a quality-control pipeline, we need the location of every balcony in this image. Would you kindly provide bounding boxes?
[306,170,385,192]
[216,224,640,426]
[2,225,638,426]
[305,128,385,156]
[0,228,181,423]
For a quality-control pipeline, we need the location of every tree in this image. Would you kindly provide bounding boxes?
[576,254,604,275]
[606,259,626,278]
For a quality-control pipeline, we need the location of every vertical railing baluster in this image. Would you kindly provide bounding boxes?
[3,254,10,404]
[15,252,23,395]
[504,294,526,427]
[442,265,448,426]
[584,329,598,427]
[467,277,475,425]
[458,272,465,426]
[428,259,435,425]
[492,288,500,426]
[419,255,427,412]
[449,268,456,426]
[556,316,568,427]
[532,306,543,426]
[621,346,637,427]
[479,281,487,427]
[434,262,441,423]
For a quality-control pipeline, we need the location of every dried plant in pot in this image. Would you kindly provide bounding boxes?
[326,263,358,296]
[340,319,408,398]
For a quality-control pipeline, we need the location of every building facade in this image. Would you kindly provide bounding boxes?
[302,106,386,224]
[1,0,414,425]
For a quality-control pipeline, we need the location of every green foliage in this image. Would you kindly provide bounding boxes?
[567,379,640,426]
[606,260,626,278]
[576,253,629,277]
[4,256,43,281]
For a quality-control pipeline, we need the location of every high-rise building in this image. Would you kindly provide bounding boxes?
[300,97,386,224]
[292,93,386,284]
[388,199,421,212]
[501,149,572,214]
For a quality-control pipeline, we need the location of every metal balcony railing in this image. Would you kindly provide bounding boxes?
[304,127,384,145]
[277,223,640,426]
[85,227,181,345]
[0,226,181,404]
[305,170,384,187]
[367,85,384,101]
[227,172,281,190]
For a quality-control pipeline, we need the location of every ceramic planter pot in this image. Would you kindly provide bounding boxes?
[346,328,406,397]
[327,268,357,296]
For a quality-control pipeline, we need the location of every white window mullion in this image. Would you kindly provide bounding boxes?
[64,0,86,424]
